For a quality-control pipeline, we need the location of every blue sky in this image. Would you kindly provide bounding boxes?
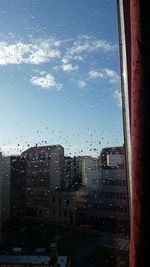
[0,0,124,157]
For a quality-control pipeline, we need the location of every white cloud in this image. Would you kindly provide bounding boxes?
[30,73,62,90]
[53,62,79,72]
[113,89,122,108]
[89,70,104,79]
[0,36,117,75]
[0,40,61,65]
[62,57,69,64]
[73,55,84,61]
[78,80,86,88]
[62,54,84,65]
[67,37,116,56]
[104,68,120,83]
[62,63,78,72]
[26,48,60,64]
[0,36,119,92]
[58,36,117,71]
[89,68,120,83]
[0,42,30,65]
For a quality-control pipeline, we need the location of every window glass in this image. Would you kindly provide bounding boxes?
[0,1,129,266]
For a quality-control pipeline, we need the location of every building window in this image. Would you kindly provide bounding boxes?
[0,1,130,266]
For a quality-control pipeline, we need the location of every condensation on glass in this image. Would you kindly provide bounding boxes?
[0,1,129,266]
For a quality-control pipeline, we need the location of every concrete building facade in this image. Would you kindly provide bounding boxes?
[100,146,125,168]
[64,156,75,187]
[0,153,10,243]
[87,168,129,236]
[81,156,98,186]
[10,156,26,220]
[21,145,65,221]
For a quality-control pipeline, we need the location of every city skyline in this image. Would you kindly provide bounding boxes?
[0,0,124,157]
[0,142,125,159]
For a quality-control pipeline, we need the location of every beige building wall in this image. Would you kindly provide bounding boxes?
[82,156,98,186]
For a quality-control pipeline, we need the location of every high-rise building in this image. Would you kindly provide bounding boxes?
[87,168,129,235]
[87,146,129,237]
[86,162,129,266]
[0,153,11,243]
[100,146,125,169]
[21,145,64,220]
[64,156,75,187]
[73,156,83,180]
[10,156,26,220]
[81,156,98,186]
[0,152,2,243]
[73,156,98,186]
[49,189,76,225]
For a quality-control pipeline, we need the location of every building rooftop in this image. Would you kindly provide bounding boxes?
[101,146,125,155]
[21,145,64,158]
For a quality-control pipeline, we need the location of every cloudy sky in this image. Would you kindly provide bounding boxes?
[0,0,124,156]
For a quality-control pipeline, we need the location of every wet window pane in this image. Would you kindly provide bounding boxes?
[0,1,129,267]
